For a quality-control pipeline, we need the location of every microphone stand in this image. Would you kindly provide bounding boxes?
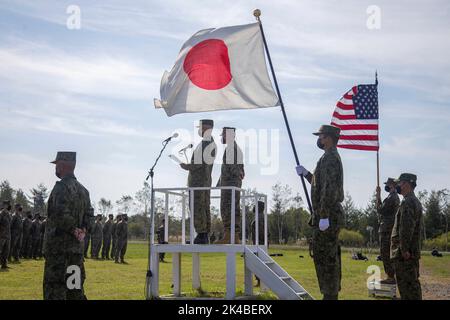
[145,138,171,299]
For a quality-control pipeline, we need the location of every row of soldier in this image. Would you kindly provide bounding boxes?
[0,200,129,269]
[0,202,47,268]
[83,213,129,264]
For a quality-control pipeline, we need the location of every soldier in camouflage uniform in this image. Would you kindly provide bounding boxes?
[0,200,12,269]
[9,204,23,262]
[91,214,103,259]
[43,151,92,300]
[216,127,245,244]
[115,214,128,264]
[101,214,113,260]
[296,125,344,300]
[180,119,216,244]
[111,214,121,260]
[376,177,400,284]
[39,216,47,258]
[30,213,42,259]
[21,211,33,259]
[156,218,167,262]
[390,173,423,300]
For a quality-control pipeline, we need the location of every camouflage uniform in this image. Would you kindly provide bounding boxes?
[31,216,42,259]
[0,206,11,268]
[9,210,23,261]
[39,218,46,257]
[251,202,266,246]
[307,125,344,300]
[377,181,400,279]
[390,174,423,300]
[115,218,128,263]
[83,219,92,258]
[157,222,166,262]
[91,219,103,259]
[21,215,32,258]
[43,161,91,300]
[101,218,113,259]
[111,218,118,260]
[186,136,216,235]
[218,140,244,235]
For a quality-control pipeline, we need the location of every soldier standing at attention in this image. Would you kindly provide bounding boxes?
[91,214,103,259]
[376,177,400,284]
[115,214,128,264]
[83,210,93,259]
[39,216,47,258]
[101,214,113,260]
[156,218,167,262]
[43,151,91,300]
[0,200,12,269]
[216,127,245,244]
[21,211,33,259]
[180,119,216,244]
[9,204,23,262]
[30,213,42,259]
[390,173,423,300]
[296,125,344,300]
[111,214,121,261]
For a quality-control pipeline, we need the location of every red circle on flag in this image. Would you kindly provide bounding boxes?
[183,39,232,90]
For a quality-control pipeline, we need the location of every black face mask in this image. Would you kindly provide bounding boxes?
[316,138,325,150]
[395,185,402,194]
[7,205,11,211]
[384,186,391,193]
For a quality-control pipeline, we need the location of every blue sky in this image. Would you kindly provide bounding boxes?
[1,0,449,212]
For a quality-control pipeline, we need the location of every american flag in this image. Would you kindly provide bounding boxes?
[331,84,379,151]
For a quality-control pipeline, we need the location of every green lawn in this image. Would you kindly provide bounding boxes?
[1,242,449,300]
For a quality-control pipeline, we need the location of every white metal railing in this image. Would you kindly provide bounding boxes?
[151,186,268,247]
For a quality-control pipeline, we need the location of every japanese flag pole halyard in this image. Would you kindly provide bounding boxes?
[253,9,314,215]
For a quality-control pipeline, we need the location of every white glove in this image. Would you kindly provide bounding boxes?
[295,165,309,177]
[319,218,330,231]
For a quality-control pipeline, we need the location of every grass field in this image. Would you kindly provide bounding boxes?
[1,242,449,300]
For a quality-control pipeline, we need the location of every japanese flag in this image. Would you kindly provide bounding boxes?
[154,23,280,117]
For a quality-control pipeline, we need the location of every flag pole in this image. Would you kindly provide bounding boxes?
[253,9,314,215]
[375,71,380,189]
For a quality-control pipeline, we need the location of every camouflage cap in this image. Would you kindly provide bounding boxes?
[383,177,396,185]
[394,173,417,184]
[221,127,236,136]
[196,119,214,128]
[50,151,76,164]
[313,125,341,137]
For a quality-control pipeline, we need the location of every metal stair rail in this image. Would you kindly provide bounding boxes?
[244,247,313,300]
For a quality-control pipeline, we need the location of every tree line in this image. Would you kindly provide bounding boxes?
[1,180,448,250]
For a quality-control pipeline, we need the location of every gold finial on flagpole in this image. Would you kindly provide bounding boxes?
[253,9,261,21]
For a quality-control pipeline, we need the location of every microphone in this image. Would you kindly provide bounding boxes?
[163,132,178,143]
[178,143,193,154]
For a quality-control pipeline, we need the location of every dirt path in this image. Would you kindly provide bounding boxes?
[420,261,450,300]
